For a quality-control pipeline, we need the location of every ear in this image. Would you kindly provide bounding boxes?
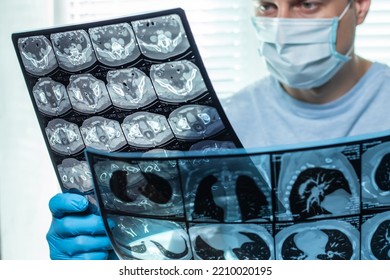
[354,0,371,25]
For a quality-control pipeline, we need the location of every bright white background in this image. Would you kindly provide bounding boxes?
[1,0,389,260]
[0,0,57,260]
[0,260,388,279]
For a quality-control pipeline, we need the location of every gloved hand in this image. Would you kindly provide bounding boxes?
[46,193,116,260]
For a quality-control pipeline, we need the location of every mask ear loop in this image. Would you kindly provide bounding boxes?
[336,0,355,58]
[339,0,353,20]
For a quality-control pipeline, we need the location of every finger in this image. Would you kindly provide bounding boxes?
[50,249,110,260]
[49,234,112,257]
[53,214,109,237]
[49,193,88,218]
[70,251,110,260]
[63,235,113,256]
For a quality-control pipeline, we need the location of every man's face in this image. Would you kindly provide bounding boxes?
[253,0,358,56]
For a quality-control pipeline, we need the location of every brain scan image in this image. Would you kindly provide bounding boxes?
[277,148,360,221]
[275,220,360,260]
[50,30,96,71]
[89,22,140,67]
[18,35,58,75]
[80,117,126,152]
[108,216,191,260]
[45,119,85,155]
[121,112,174,148]
[57,158,93,193]
[168,105,224,140]
[184,157,271,222]
[92,160,183,216]
[32,77,71,116]
[67,74,111,114]
[189,224,274,260]
[150,60,207,102]
[106,68,157,109]
[362,142,390,205]
[361,211,390,260]
[131,14,190,60]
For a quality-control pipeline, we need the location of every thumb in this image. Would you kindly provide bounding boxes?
[49,193,89,218]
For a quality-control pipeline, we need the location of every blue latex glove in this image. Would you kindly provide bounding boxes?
[47,193,116,260]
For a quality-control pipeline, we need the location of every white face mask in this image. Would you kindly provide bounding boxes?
[252,1,354,89]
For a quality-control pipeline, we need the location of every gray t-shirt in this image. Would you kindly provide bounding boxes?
[222,62,390,148]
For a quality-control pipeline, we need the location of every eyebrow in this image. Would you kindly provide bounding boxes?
[256,0,330,5]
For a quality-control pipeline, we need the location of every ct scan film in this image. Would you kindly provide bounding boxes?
[12,8,390,260]
[12,8,243,205]
[85,131,390,260]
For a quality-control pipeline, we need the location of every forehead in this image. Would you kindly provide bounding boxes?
[255,0,334,4]
[253,0,349,16]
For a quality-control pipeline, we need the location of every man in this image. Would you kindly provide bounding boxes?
[225,0,389,148]
[47,0,390,259]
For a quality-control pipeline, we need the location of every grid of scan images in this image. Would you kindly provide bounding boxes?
[13,8,390,260]
[85,131,390,260]
[12,8,242,206]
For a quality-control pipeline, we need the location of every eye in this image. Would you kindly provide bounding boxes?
[254,0,278,17]
[296,0,321,14]
[301,1,317,9]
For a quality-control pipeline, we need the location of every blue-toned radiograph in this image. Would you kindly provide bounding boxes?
[188,140,238,152]
[362,142,390,206]
[361,211,390,260]
[276,147,360,221]
[84,130,390,260]
[182,155,272,223]
[107,215,192,260]
[92,159,184,217]
[85,149,275,260]
[189,223,274,260]
[275,220,360,260]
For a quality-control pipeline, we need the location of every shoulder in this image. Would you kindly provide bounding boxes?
[349,62,390,96]
[358,62,390,95]
[369,62,390,78]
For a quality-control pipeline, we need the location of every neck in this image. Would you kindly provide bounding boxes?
[282,55,372,104]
